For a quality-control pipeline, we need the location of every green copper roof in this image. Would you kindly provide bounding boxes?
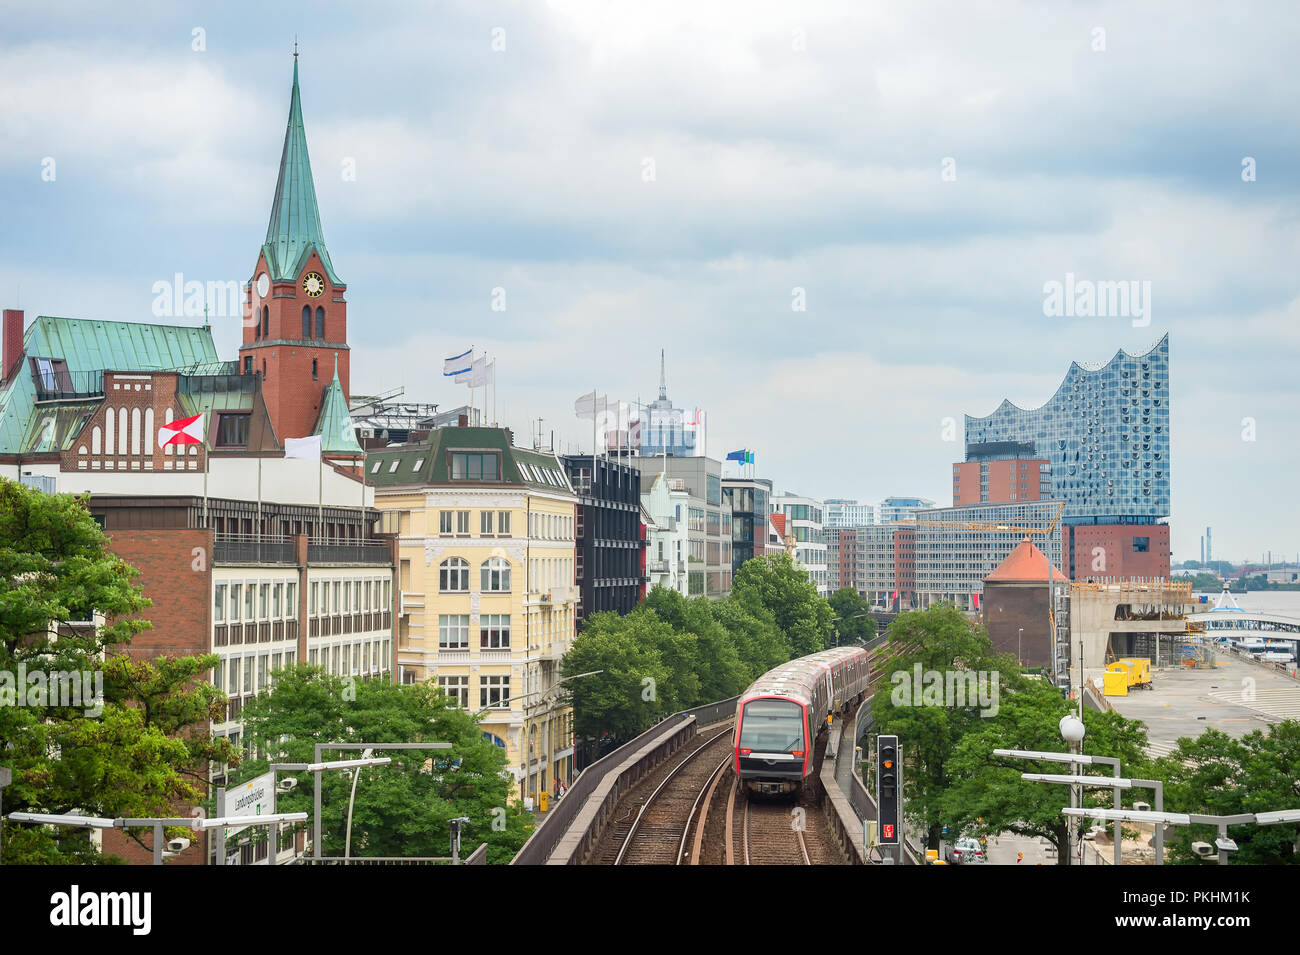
[313,355,363,455]
[263,58,341,286]
[0,316,219,454]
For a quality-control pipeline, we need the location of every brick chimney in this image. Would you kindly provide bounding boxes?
[2,309,23,383]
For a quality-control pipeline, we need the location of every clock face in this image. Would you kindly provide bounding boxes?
[302,272,325,298]
[256,272,269,298]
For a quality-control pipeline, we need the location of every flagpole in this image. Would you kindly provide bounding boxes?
[202,415,210,529]
[318,452,323,537]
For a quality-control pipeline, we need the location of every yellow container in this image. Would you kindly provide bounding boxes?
[539,791,549,813]
[1119,658,1150,686]
[1104,668,1129,696]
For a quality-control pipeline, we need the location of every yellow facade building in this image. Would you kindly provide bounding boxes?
[368,427,578,804]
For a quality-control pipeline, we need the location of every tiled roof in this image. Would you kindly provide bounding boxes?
[985,537,1064,583]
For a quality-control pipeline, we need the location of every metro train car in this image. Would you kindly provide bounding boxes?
[733,646,871,794]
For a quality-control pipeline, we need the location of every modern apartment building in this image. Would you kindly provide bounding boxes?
[876,496,936,524]
[722,476,772,575]
[964,335,1171,578]
[630,455,732,598]
[642,471,690,594]
[771,493,828,595]
[824,498,875,528]
[369,428,578,805]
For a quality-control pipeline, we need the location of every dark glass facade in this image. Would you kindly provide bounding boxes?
[563,455,645,625]
[722,478,772,575]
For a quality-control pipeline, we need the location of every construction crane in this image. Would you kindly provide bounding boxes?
[902,499,1067,669]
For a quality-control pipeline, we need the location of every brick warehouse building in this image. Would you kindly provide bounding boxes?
[0,58,396,864]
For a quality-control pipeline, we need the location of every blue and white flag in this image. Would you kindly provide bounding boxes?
[443,347,473,377]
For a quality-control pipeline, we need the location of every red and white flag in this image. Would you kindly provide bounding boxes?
[159,413,205,447]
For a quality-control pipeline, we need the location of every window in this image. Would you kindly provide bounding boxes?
[480,675,510,709]
[258,654,269,691]
[498,511,511,536]
[244,355,253,374]
[480,510,494,535]
[439,511,453,535]
[332,580,341,613]
[481,557,511,592]
[370,460,381,474]
[456,510,470,535]
[412,458,424,471]
[438,614,469,648]
[310,581,318,616]
[244,584,255,620]
[214,584,226,623]
[286,581,296,613]
[439,675,470,708]
[262,306,269,338]
[312,359,318,380]
[364,580,371,609]
[230,583,242,622]
[272,582,283,618]
[216,413,250,447]
[259,583,269,619]
[480,614,511,649]
[388,460,400,473]
[440,558,470,592]
[243,656,253,693]
[302,305,311,339]
[343,581,351,613]
[228,657,240,694]
[353,581,361,613]
[1132,537,1150,553]
[451,452,499,480]
[315,306,325,339]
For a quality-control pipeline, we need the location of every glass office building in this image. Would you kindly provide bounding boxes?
[964,334,1169,526]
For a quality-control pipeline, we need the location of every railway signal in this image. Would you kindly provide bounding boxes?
[876,734,900,851]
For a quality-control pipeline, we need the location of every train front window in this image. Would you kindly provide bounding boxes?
[739,700,804,753]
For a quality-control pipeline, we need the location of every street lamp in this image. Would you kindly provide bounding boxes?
[1058,714,1086,865]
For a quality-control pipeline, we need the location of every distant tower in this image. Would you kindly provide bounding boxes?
[658,348,667,402]
[1200,536,1205,565]
[1206,526,1212,565]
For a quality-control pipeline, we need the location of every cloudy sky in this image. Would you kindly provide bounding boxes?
[2,1,1297,563]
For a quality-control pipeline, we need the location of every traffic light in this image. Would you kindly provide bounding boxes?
[876,734,899,846]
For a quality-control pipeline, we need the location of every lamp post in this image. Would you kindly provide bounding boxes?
[1018,628,1024,664]
[1059,713,1086,865]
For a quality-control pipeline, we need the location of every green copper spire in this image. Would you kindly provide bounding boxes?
[263,55,342,285]
[314,353,363,455]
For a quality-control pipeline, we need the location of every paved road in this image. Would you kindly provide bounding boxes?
[983,832,1058,865]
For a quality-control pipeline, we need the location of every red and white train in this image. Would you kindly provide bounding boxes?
[733,646,871,794]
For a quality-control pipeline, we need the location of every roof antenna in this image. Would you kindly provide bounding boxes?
[294,36,299,58]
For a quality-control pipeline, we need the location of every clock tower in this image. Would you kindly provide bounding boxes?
[240,54,352,448]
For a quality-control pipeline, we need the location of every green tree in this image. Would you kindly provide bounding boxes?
[731,553,832,658]
[562,612,672,739]
[642,588,749,702]
[710,592,789,680]
[869,604,1019,849]
[828,587,877,645]
[1153,722,1300,865]
[939,679,1149,864]
[237,665,530,864]
[0,478,231,863]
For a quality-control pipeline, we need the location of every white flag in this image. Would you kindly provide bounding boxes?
[443,347,473,377]
[574,390,606,419]
[284,435,322,461]
[467,356,490,387]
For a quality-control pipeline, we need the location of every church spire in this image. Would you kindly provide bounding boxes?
[263,55,340,284]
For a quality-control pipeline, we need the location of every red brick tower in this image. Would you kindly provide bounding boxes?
[240,53,349,445]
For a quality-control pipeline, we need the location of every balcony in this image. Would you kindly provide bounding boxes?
[33,368,104,403]
[308,539,392,565]
[215,535,296,564]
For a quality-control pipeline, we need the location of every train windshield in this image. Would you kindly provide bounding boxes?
[739,700,805,753]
